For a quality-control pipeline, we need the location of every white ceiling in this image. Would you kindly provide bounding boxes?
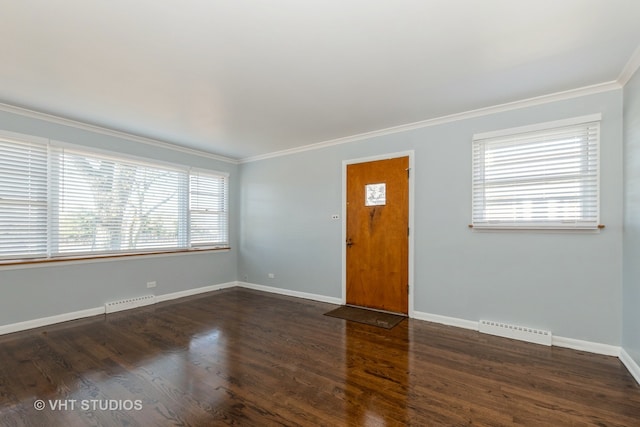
[1,1,640,161]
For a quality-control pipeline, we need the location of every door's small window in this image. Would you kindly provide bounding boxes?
[365,183,386,206]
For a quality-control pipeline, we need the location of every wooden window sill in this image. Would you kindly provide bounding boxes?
[0,247,231,267]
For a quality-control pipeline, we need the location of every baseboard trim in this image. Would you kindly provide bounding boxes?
[412,310,622,358]
[0,307,104,336]
[1,282,634,384]
[0,281,238,336]
[412,310,479,331]
[154,281,237,303]
[236,281,342,305]
[552,336,621,357]
[620,348,640,386]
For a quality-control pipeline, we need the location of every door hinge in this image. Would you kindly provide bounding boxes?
[407,284,410,295]
[407,227,410,236]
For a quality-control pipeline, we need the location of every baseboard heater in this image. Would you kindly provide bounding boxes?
[105,295,156,314]
[479,319,552,346]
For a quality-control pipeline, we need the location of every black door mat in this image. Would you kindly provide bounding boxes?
[324,305,406,329]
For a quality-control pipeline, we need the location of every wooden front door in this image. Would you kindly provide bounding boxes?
[346,156,409,314]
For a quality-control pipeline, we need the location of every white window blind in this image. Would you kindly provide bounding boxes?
[50,147,185,255]
[0,131,229,261]
[189,170,229,247]
[472,116,600,230]
[0,134,48,259]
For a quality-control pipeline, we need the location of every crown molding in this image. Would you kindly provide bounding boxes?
[239,81,621,163]
[0,102,239,164]
[618,44,640,86]
[0,76,623,167]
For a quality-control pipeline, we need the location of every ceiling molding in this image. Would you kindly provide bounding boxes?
[0,102,239,165]
[0,78,623,166]
[618,43,640,86]
[240,81,621,164]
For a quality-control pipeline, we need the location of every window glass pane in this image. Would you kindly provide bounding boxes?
[365,183,386,206]
[189,171,229,246]
[0,132,230,261]
[50,148,184,255]
[0,135,48,259]
[472,119,599,229]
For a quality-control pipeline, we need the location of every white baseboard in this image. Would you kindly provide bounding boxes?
[620,348,640,386]
[552,335,621,357]
[0,281,237,336]
[412,310,622,358]
[0,306,104,336]
[154,281,237,303]
[2,281,635,385]
[236,281,342,305]
[412,310,479,331]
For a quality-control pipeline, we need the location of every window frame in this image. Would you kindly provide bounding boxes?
[0,132,230,264]
[188,168,230,248]
[471,114,601,231]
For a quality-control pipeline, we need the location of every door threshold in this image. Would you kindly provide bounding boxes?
[345,304,407,317]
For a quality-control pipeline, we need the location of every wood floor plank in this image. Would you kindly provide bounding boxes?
[0,287,639,426]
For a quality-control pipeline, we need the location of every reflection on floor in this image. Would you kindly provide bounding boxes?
[0,287,639,426]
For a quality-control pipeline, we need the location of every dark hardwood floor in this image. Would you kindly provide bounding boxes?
[0,288,639,426]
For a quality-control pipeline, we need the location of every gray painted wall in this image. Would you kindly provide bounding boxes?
[0,88,627,349]
[239,90,624,345]
[0,110,239,326]
[623,67,640,365]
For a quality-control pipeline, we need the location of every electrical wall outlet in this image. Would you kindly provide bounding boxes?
[146,281,157,288]
[268,273,275,279]
[331,214,340,220]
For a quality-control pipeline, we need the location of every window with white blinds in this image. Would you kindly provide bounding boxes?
[49,147,187,256]
[472,115,600,230]
[0,131,229,261]
[0,134,48,259]
[189,170,229,247]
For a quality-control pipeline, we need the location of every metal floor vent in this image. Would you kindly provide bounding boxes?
[105,295,156,314]
[479,319,552,346]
